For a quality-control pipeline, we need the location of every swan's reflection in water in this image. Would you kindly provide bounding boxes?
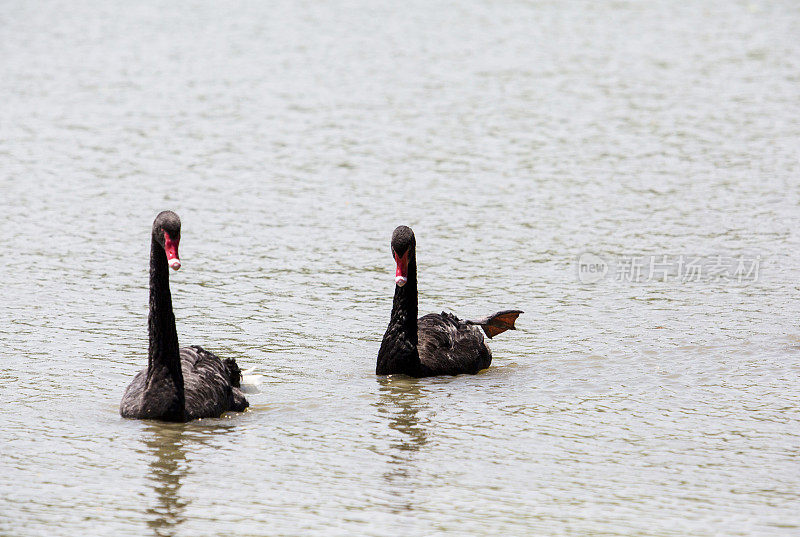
[374,377,429,513]
[142,422,236,537]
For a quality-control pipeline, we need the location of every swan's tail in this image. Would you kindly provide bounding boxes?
[223,358,243,388]
[240,367,264,394]
[468,310,523,339]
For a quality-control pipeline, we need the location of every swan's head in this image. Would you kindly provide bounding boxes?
[153,211,182,271]
[391,225,415,287]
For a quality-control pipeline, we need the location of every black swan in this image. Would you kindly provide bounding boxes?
[120,211,249,422]
[377,226,523,377]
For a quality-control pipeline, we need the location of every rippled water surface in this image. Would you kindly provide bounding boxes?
[2,1,800,535]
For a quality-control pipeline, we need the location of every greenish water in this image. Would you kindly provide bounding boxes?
[2,1,799,535]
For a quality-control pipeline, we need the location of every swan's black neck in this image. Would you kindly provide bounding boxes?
[146,236,184,417]
[377,251,421,375]
[391,254,418,341]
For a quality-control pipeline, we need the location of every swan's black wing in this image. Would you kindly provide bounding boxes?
[417,312,492,376]
[181,346,249,420]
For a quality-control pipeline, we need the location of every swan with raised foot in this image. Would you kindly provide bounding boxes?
[377,225,523,377]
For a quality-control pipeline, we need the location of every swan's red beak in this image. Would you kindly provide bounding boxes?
[163,231,181,271]
[394,250,408,287]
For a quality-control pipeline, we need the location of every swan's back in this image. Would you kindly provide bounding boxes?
[417,312,492,375]
[121,346,248,421]
[181,346,249,420]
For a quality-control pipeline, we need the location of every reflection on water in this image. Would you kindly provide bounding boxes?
[374,377,429,513]
[143,423,236,537]
[144,424,188,537]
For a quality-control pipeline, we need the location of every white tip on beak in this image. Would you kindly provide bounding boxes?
[395,276,407,287]
[169,259,181,271]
